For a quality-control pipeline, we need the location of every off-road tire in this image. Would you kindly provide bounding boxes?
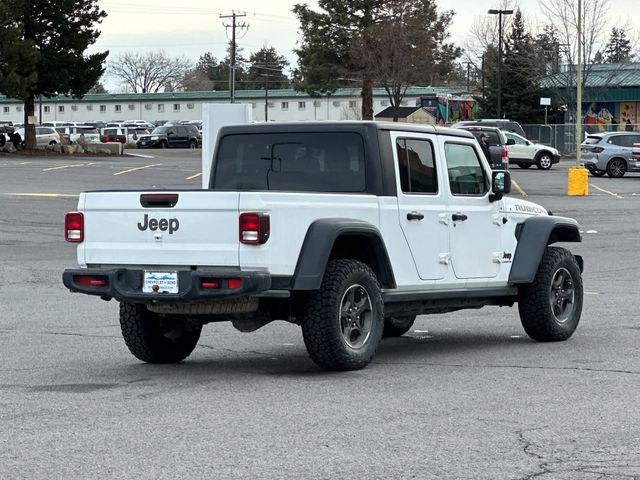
[301,259,384,371]
[518,247,583,342]
[119,303,201,363]
[518,163,532,169]
[383,315,416,337]
[606,158,627,178]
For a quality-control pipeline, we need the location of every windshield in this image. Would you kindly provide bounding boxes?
[151,127,170,134]
[213,132,366,192]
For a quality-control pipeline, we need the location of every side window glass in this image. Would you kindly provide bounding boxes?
[396,138,438,194]
[444,143,488,196]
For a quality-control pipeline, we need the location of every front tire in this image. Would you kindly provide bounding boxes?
[160,140,168,149]
[189,140,198,149]
[383,315,416,337]
[518,247,583,342]
[536,152,553,170]
[119,303,201,363]
[606,158,626,178]
[301,259,384,371]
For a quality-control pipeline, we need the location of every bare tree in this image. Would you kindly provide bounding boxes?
[353,0,460,121]
[539,0,611,99]
[109,51,191,93]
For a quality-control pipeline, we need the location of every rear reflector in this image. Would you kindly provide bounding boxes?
[75,275,108,287]
[239,212,270,245]
[501,147,509,160]
[65,212,84,243]
[201,281,220,289]
[228,278,242,289]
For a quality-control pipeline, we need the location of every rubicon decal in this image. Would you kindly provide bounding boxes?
[137,214,179,234]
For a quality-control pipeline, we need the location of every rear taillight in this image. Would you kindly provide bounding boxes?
[239,212,270,245]
[75,275,108,287]
[592,146,604,153]
[65,212,84,243]
[501,147,509,161]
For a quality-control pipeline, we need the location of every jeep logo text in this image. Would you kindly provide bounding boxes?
[137,214,179,234]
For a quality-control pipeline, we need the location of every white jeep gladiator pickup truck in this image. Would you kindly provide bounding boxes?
[63,122,584,371]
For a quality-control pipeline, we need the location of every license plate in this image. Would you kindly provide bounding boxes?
[143,271,178,294]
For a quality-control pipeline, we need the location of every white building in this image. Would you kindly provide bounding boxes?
[0,86,459,125]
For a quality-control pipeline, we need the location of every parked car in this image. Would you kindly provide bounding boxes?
[16,126,63,146]
[100,127,127,144]
[455,125,510,169]
[124,120,155,130]
[503,131,561,170]
[136,124,200,149]
[59,125,101,143]
[581,132,640,178]
[451,119,526,138]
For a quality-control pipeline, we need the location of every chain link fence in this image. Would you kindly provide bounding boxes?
[521,124,579,155]
[522,124,637,155]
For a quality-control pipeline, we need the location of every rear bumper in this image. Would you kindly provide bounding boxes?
[62,268,271,303]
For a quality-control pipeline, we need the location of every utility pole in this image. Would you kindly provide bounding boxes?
[488,9,513,119]
[220,11,248,104]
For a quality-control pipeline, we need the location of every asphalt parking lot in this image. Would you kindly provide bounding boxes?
[1,151,640,479]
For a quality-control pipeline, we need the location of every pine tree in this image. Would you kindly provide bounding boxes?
[245,46,290,90]
[0,1,108,148]
[604,28,633,63]
[483,9,553,124]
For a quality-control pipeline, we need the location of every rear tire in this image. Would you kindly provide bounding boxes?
[383,315,416,337]
[119,303,201,363]
[589,168,606,177]
[301,259,384,371]
[518,247,583,342]
[606,158,626,178]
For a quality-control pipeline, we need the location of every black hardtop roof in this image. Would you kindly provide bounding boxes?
[217,121,474,139]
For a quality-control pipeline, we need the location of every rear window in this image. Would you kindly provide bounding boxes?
[213,132,366,192]
[584,136,603,145]
[467,129,502,146]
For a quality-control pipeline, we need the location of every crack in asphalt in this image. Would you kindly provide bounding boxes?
[374,361,640,376]
[197,343,307,359]
[515,427,640,480]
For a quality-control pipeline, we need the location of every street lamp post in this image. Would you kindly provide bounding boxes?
[488,8,513,119]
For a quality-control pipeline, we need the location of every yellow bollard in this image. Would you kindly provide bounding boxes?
[567,166,589,196]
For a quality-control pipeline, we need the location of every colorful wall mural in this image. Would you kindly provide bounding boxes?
[584,102,640,132]
[416,95,478,125]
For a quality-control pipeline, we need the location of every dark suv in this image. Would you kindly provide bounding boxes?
[136,124,200,149]
[455,125,510,169]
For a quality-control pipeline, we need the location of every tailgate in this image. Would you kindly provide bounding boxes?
[79,191,239,267]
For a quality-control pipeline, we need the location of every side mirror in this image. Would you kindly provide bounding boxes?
[506,138,516,146]
[490,170,511,202]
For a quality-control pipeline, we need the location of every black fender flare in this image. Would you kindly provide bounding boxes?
[509,215,583,284]
[291,219,396,290]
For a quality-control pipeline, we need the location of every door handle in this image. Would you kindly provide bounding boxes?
[406,212,425,221]
[452,213,468,222]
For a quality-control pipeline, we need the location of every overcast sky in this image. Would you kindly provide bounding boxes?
[94,0,636,90]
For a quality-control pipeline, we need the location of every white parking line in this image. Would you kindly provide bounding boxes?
[186,172,202,180]
[42,163,87,172]
[113,163,162,176]
[127,153,156,159]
